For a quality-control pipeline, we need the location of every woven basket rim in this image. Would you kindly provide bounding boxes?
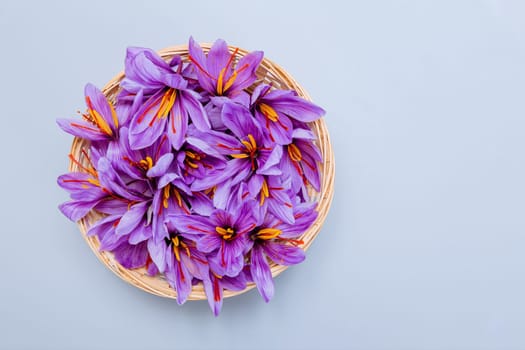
[70,43,335,301]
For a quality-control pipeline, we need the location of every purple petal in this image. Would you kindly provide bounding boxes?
[113,241,149,269]
[280,203,318,238]
[263,241,305,266]
[115,202,148,236]
[297,139,322,162]
[190,128,239,156]
[257,146,282,175]
[128,224,151,244]
[158,173,179,188]
[229,50,263,91]
[57,173,103,201]
[165,254,192,305]
[221,103,258,140]
[189,192,214,216]
[247,174,264,197]
[87,214,120,237]
[270,96,325,122]
[124,47,187,91]
[219,238,246,277]
[170,214,215,236]
[94,199,129,215]
[255,110,293,145]
[167,97,187,150]
[267,198,295,224]
[250,245,274,302]
[188,37,215,93]
[213,179,233,210]
[147,261,159,276]
[205,103,226,130]
[56,119,107,141]
[180,249,209,280]
[146,153,174,177]
[147,239,167,273]
[206,38,230,79]
[197,234,222,253]
[99,229,128,251]
[221,273,247,291]
[202,274,223,316]
[301,151,321,192]
[58,200,99,221]
[180,90,210,131]
[292,127,316,140]
[191,158,245,191]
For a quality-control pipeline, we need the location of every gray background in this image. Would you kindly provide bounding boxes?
[1,0,524,349]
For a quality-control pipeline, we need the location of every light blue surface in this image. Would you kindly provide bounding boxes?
[1,1,524,349]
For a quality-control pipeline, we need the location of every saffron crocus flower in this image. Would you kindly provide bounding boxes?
[86,210,153,271]
[247,175,295,224]
[191,103,282,208]
[250,84,326,144]
[188,37,263,101]
[280,128,323,193]
[147,220,209,304]
[57,83,121,142]
[114,128,191,241]
[172,201,257,277]
[58,147,111,221]
[248,202,318,302]
[174,126,227,186]
[122,47,210,150]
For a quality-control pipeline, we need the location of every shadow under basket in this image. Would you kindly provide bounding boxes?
[69,44,335,301]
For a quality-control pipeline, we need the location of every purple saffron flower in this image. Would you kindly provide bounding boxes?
[250,84,326,145]
[58,148,111,221]
[122,47,210,150]
[246,174,295,224]
[191,103,282,208]
[86,211,153,271]
[172,201,257,277]
[188,37,263,101]
[248,202,318,302]
[280,128,323,193]
[57,83,121,142]
[114,128,192,241]
[174,126,227,186]
[147,220,209,304]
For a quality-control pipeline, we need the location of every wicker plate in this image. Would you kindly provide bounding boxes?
[69,44,335,300]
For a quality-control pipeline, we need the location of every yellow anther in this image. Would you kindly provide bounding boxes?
[217,68,226,95]
[87,178,101,187]
[223,70,238,93]
[157,89,177,119]
[259,103,279,122]
[260,178,269,206]
[256,228,282,240]
[173,188,183,208]
[216,226,235,240]
[287,143,302,162]
[185,151,197,159]
[163,184,170,209]
[230,153,249,159]
[248,134,256,150]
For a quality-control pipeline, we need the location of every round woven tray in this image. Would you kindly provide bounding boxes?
[69,44,335,300]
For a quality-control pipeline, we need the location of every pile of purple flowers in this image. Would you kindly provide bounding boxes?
[57,37,325,315]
